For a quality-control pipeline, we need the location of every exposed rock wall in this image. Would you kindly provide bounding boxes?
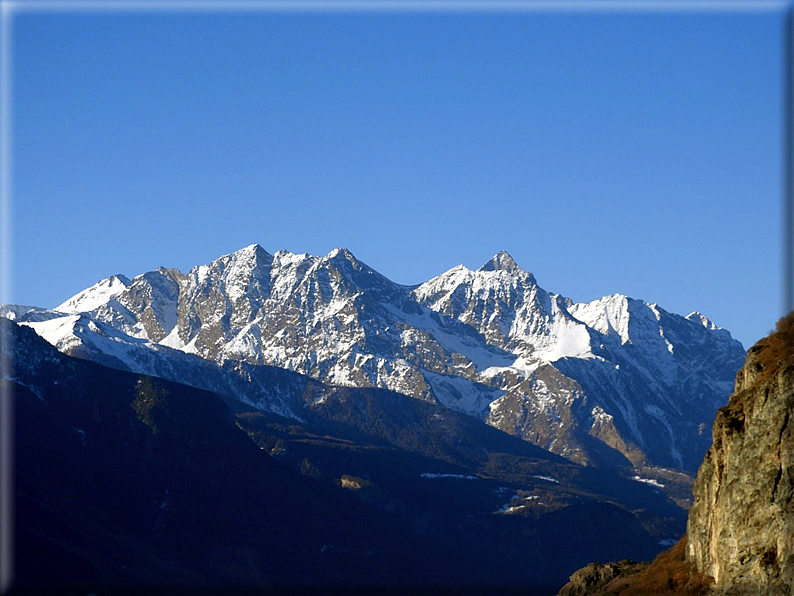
[686,314,794,594]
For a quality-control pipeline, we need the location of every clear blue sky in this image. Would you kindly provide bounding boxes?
[9,4,786,348]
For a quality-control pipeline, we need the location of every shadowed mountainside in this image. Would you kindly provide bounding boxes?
[6,320,686,594]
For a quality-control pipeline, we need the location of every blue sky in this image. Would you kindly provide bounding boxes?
[9,4,786,348]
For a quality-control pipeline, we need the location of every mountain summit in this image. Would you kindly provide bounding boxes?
[7,244,746,472]
[479,251,523,273]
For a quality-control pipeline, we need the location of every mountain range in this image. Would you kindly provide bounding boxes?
[2,244,753,593]
[4,244,745,472]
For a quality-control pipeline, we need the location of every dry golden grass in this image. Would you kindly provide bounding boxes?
[753,311,794,384]
[587,537,713,595]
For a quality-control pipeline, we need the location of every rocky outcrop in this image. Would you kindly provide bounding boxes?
[686,313,794,594]
[557,560,648,596]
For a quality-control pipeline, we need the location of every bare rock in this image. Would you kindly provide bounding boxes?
[686,313,794,595]
[557,560,648,596]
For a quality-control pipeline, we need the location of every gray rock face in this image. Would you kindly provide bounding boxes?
[686,316,794,594]
[7,244,745,472]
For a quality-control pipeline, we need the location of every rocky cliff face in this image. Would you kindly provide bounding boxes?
[686,313,794,594]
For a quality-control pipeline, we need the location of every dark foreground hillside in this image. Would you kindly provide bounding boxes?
[5,320,683,594]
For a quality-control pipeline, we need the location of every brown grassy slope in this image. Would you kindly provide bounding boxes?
[558,537,712,596]
[592,537,712,595]
[754,311,794,384]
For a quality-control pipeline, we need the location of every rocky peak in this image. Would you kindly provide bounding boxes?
[686,311,717,331]
[322,247,367,277]
[110,273,132,285]
[196,244,274,288]
[319,247,402,300]
[478,250,523,273]
[237,242,269,257]
[56,274,132,313]
[324,247,355,262]
[226,243,274,271]
[569,294,633,345]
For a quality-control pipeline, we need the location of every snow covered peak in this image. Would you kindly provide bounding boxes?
[569,294,633,345]
[272,250,311,268]
[320,247,404,299]
[325,247,355,261]
[55,274,131,314]
[686,311,718,330]
[323,247,371,271]
[479,251,523,273]
[189,244,275,306]
[415,253,539,307]
[199,244,274,278]
[238,243,266,255]
[226,243,273,265]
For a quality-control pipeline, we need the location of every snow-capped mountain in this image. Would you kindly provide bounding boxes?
[7,244,746,471]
